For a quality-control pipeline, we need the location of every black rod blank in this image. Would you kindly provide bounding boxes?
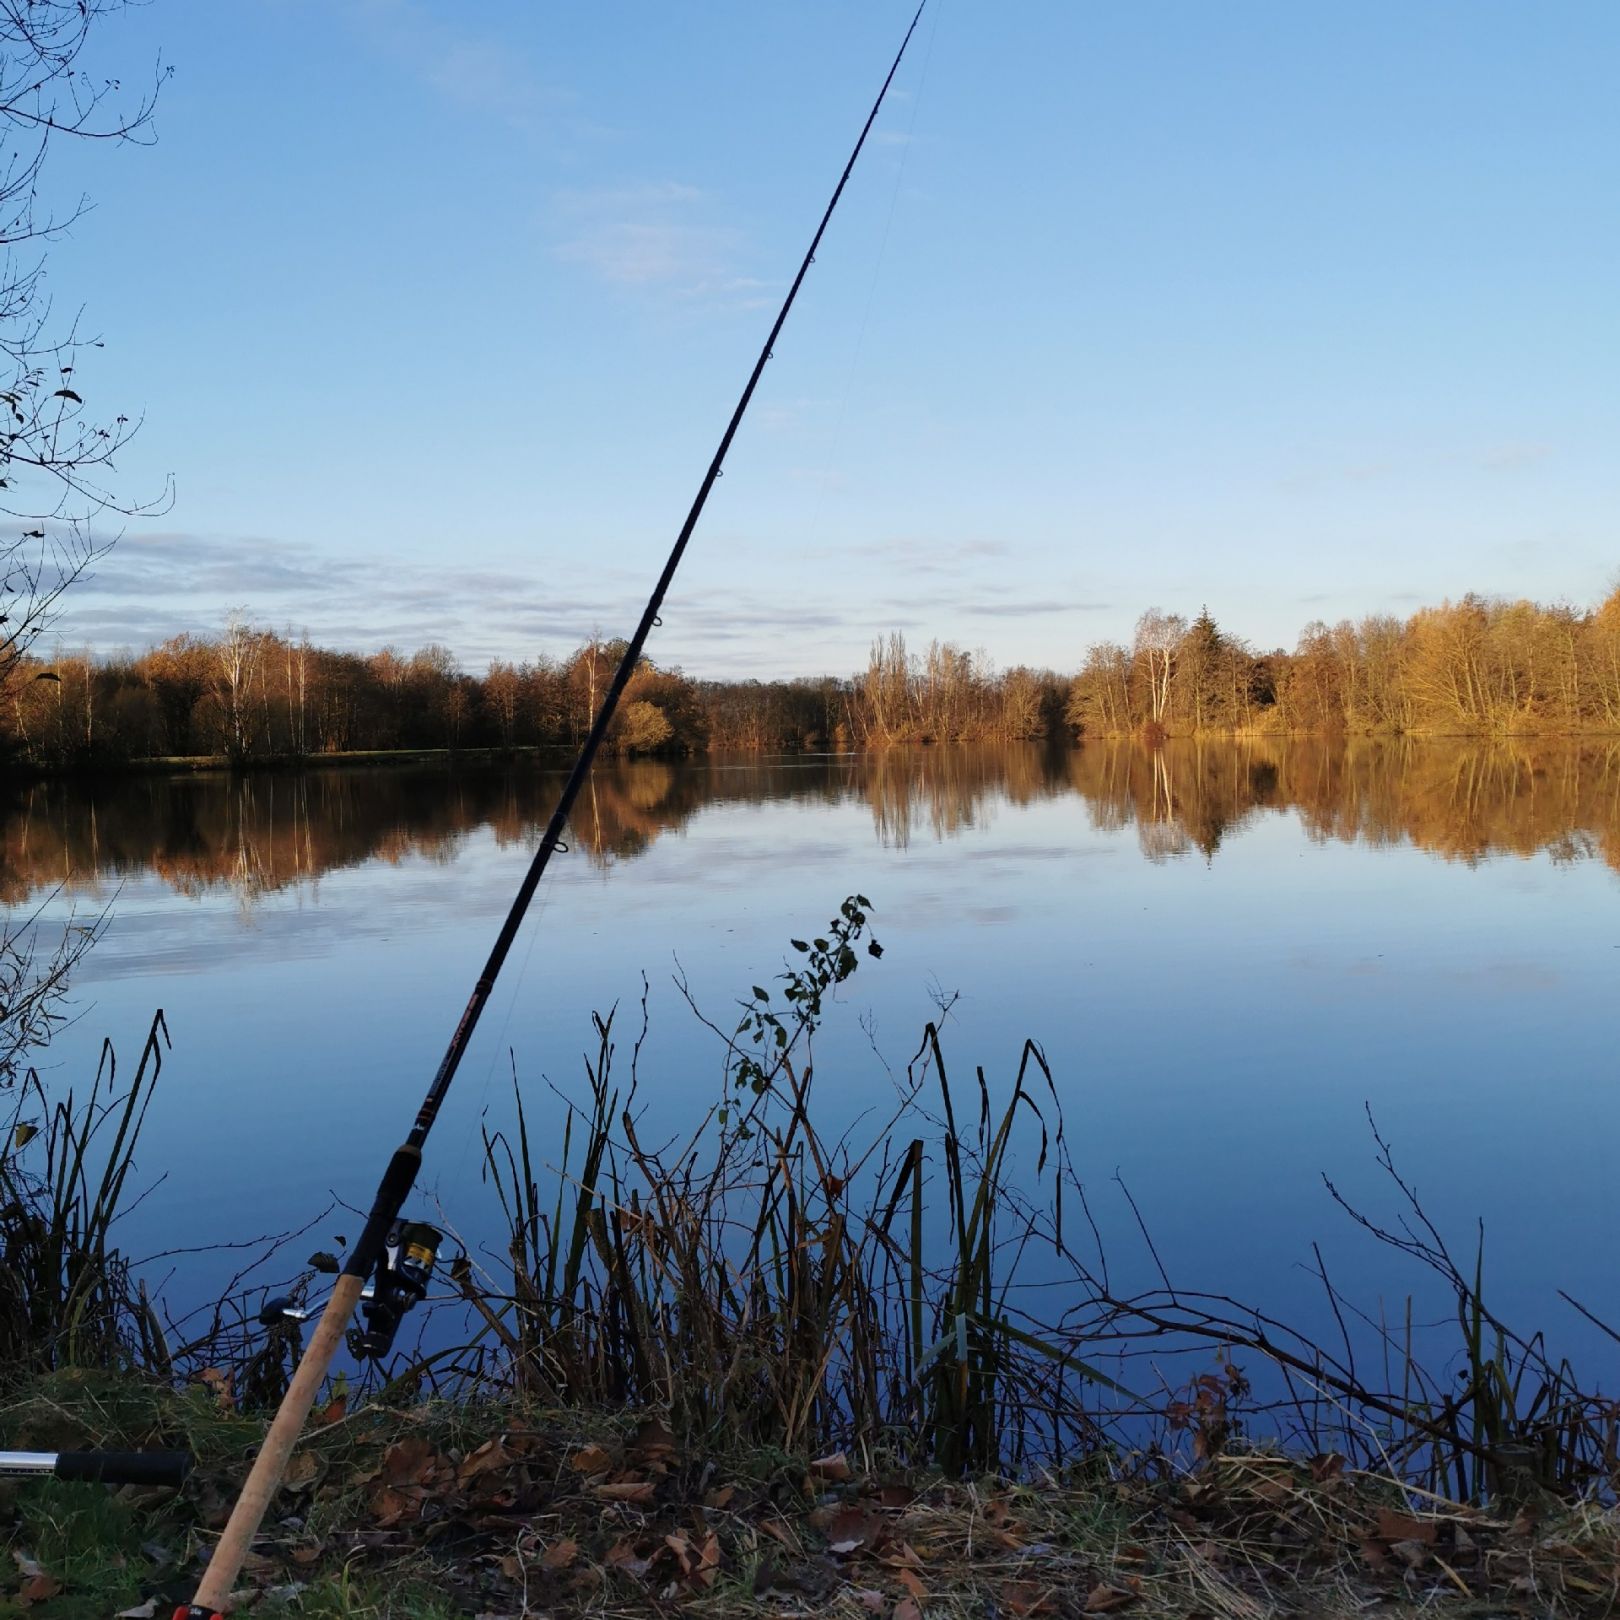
[341,1,930,1287]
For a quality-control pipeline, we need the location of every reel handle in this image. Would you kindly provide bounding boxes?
[57,1450,192,1488]
[0,1449,191,1487]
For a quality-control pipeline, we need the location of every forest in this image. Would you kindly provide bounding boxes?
[3,589,1620,768]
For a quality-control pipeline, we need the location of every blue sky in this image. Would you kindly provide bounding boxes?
[35,0,1620,675]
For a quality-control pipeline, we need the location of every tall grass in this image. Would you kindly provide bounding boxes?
[0,1009,170,1377]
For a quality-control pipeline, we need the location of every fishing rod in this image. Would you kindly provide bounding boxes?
[179,7,928,1616]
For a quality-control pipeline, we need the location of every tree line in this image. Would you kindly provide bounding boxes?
[4,588,1620,768]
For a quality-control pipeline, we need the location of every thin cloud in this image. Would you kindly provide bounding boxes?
[551,182,769,305]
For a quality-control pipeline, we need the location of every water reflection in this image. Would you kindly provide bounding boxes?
[4,738,1619,904]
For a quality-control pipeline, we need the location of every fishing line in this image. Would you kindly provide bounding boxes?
[180,11,931,1615]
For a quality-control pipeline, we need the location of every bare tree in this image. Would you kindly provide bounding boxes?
[1134,608,1184,726]
[0,2,171,694]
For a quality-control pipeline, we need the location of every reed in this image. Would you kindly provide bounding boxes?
[0,1009,171,1378]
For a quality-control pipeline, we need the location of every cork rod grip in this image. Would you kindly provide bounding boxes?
[190,1272,365,1613]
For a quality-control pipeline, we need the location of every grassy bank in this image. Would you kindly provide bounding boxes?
[6,1368,1620,1620]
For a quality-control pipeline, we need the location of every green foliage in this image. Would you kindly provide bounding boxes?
[729,893,880,1101]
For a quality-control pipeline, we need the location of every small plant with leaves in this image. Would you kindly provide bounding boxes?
[727,894,882,1108]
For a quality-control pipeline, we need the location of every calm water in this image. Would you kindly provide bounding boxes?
[5,740,1619,1369]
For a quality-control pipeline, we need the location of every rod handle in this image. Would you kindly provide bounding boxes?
[189,1271,365,1613]
[55,1450,192,1488]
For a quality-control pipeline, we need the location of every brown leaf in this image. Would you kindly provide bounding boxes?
[19,1574,62,1605]
[810,1450,853,1482]
[195,1366,235,1410]
[381,1434,439,1488]
[458,1437,519,1483]
[1374,1509,1437,1546]
[569,1442,614,1476]
[854,1589,886,1613]
[631,1418,677,1465]
[1084,1584,1138,1614]
[825,1506,885,1556]
[894,1600,924,1620]
[282,1449,322,1490]
[1000,1581,1052,1617]
[541,1538,580,1571]
[876,1483,917,1509]
[316,1394,348,1426]
[897,1567,928,1600]
[879,1541,924,1570]
[758,1517,798,1550]
[1358,1539,1390,1571]
[704,1483,737,1510]
[593,1479,656,1504]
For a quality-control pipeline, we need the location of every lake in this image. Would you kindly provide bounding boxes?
[5,739,1619,1378]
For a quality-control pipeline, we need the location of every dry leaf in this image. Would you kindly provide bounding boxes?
[704,1484,737,1510]
[897,1566,928,1600]
[569,1442,614,1476]
[1374,1509,1438,1546]
[115,1602,158,1619]
[541,1538,580,1571]
[877,1483,917,1509]
[11,1555,47,1581]
[1000,1581,1052,1617]
[195,1366,235,1410]
[593,1479,656,1504]
[855,1589,886,1613]
[1084,1584,1138,1613]
[894,1599,924,1620]
[282,1449,321,1490]
[381,1435,439,1488]
[825,1506,885,1556]
[810,1451,853,1482]
[458,1437,519,1483]
[632,1419,677,1464]
[19,1574,62,1605]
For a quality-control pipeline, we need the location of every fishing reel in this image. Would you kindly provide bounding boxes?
[345,1219,442,1361]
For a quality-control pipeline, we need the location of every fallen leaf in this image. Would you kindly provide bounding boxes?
[1374,1509,1437,1546]
[19,1575,62,1605]
[1000,1581,1052,1616]
[631,1419,677,1465]
[317,1394,348,1425]
[459,1437,519,1483]
[593,1479,655,1504]
[897,1566,927,1600]
[541,1538,579,1571]
[855,1589,886,1613]
[282,1450,322,1490]
[381,1435,439,1488]
[195,1366,235,1410]
[704,1484,736,1510]
[11,1555,47,1581]
[115,1601,158,1619]
[569,1442,614,1476]
[894,1599,924,1620]
[825,1506,885,1556]
[877,1483,917,1509]
[1084,1584,1138,1613]
[810,1450,852,1482]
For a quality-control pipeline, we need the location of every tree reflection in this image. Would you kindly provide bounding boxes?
[4,740,1620,905]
